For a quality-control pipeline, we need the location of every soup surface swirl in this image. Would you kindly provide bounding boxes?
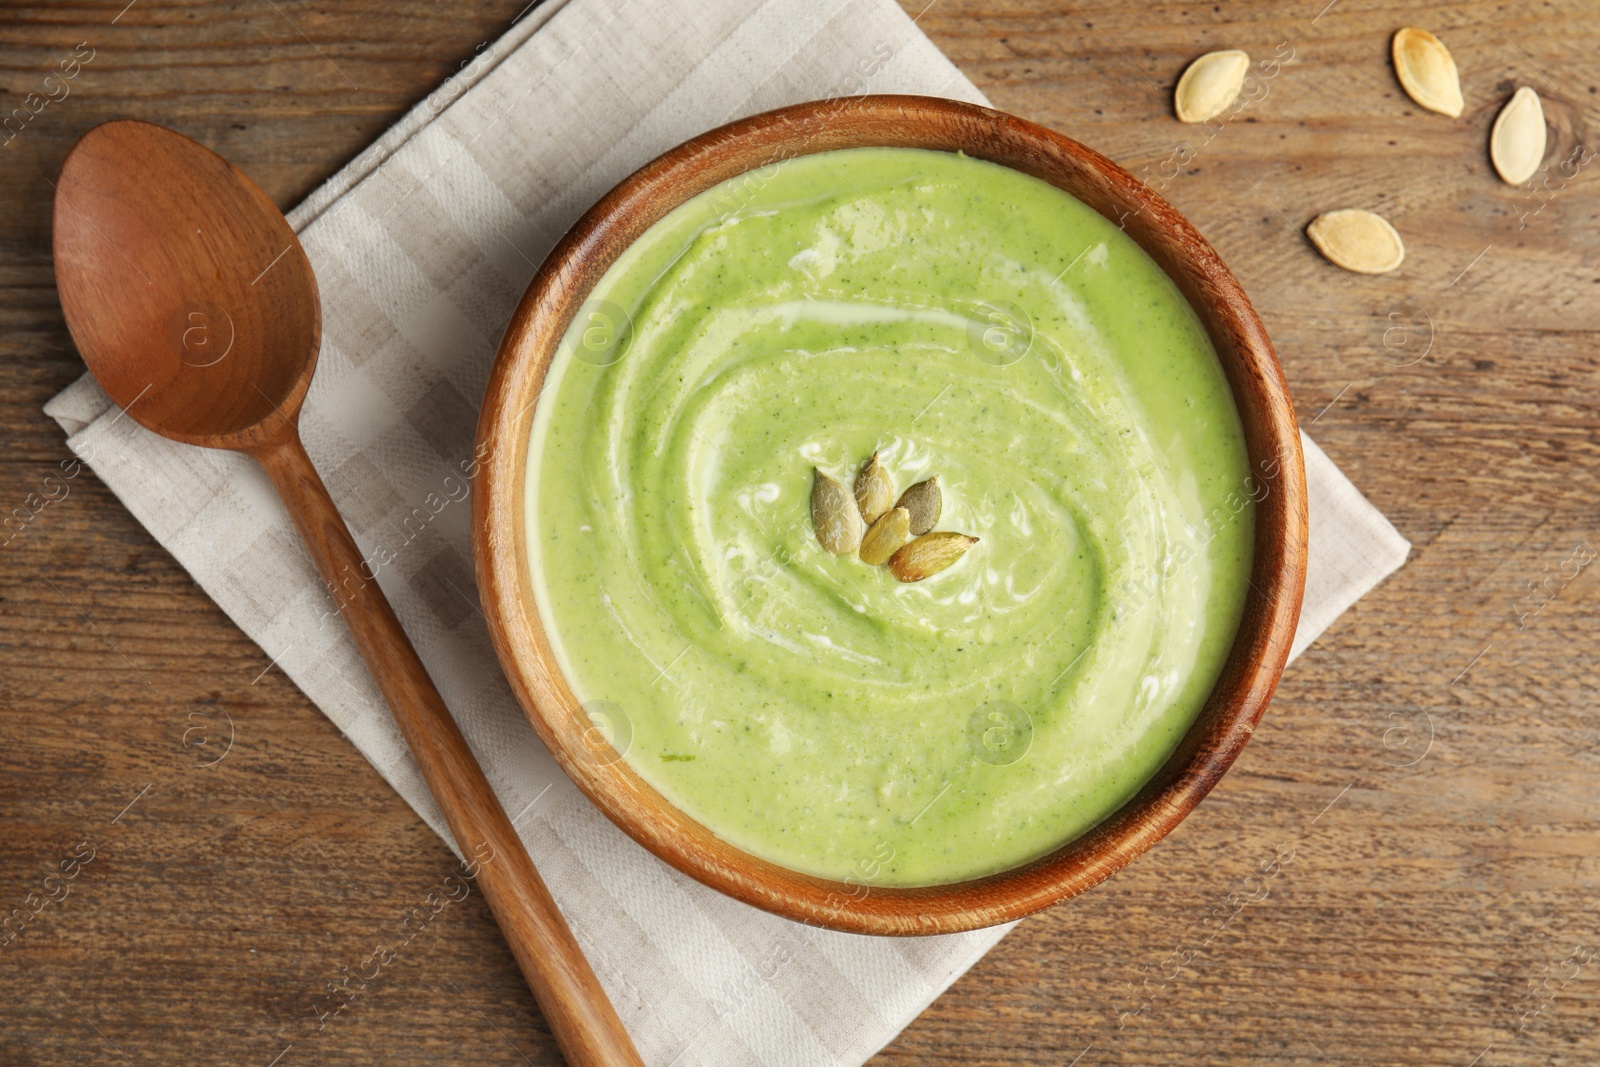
[526,147,1255,886]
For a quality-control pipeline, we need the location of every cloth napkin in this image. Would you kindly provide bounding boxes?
[45,0,1411,1062]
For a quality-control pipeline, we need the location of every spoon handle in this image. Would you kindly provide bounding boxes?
[251,432,644,1067]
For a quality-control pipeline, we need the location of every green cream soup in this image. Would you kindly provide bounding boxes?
[526,147,1255,886]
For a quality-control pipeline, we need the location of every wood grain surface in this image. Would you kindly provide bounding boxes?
[2,2,1596,1064]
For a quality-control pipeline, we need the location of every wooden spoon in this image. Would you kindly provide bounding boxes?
[53,119,643,1067]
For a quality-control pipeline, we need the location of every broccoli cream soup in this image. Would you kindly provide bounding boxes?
[525,147,1254,886]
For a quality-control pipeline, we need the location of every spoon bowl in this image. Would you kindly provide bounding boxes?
[54,119,316,447]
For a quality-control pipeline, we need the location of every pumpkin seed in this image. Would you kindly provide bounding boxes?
[1392,28,1463,118]
[889,532,978,583]
[811,468,862,555]
[854,452,895,524]
[860,506,912,566]
[894,476,942,536]
[1174,50,1251,124]
[1306,209,1406,274]
[1490,86,1546,185]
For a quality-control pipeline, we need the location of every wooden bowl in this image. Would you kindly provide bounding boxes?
[473,95,1308,935]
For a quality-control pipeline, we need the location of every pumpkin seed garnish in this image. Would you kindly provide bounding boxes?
[889,532,979,583]
[859,506,912,566]
[811,468,862,555]
[895,476,942,536]
[1392,28,1464,118]
[812,458,972,579]
[854,451,895,524]
[1174,50,1251,124]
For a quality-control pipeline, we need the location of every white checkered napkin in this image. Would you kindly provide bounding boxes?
[45,0,1410,1062]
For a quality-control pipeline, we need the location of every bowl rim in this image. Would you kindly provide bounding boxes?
[473,94,1308,936]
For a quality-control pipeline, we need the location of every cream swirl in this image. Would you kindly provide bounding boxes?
[527,148,1252,885]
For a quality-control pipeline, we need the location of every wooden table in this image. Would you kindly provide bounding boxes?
[3,2,1596,1063]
